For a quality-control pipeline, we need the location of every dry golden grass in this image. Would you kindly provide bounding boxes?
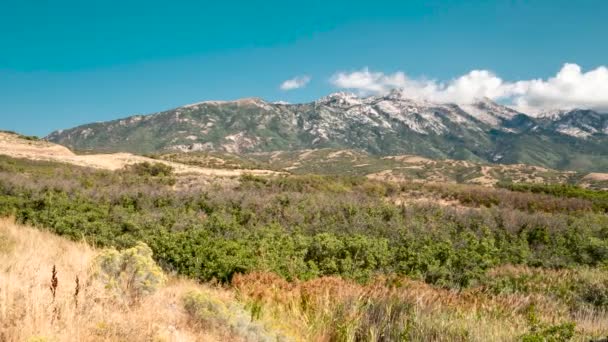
[487,265,608,335]
[0,218,239,342]
[233,272,608,342]
[233,273,525,341]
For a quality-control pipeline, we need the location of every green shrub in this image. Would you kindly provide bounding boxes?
[578,279,608,309]
[305,233,391,282]
[521,322,576,342]
[499,182,608,212]
[239,173,269,186]
[521,304,576,342]
[124,162,174,177]
[92,242,166,304]
[183,290,289,341]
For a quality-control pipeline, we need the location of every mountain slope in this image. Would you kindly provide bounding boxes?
[160,148,608,189]
[46,91,608,172]
[0,131,278,176]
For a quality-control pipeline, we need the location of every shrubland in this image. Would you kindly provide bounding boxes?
[3,218,607,341]
[0,155,607,340]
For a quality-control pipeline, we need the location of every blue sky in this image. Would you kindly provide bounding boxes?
[1,0,607,136]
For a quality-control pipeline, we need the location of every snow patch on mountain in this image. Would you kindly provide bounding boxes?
[536,109,569,119]
[459,98,519,126]
[557,126,592,138]
[316,92,362,107]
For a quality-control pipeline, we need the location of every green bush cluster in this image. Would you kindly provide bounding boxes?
[425,182,598,213]
[521,322,576,342]
[124,161,174,177]
[120,162,176,185]
[521,304,575,342]
[1,156,607,289]
[481,267,608,312]
[499,182,608,212]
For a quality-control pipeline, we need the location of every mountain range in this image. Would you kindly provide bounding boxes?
[46,89,608,172]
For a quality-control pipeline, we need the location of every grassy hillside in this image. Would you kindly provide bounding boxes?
[1,154,608,340]
[0,218,281,341]
[3,218,608,341]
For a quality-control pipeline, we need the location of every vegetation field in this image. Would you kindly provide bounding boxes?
[155,148,608,189]
[1,154,608,341]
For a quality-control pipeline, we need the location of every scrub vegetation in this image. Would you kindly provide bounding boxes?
[1,154,607,341]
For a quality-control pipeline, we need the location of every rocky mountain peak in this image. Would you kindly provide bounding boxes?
[316,92,361,107]
[384,88,413,101]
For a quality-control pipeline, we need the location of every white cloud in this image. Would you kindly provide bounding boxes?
[330,68,512,104]
[330,64,608,114]
[280,75,311,91]
[330,68,408,95]
[510,64,608,114]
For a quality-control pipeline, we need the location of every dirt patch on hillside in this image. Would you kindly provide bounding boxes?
[582,173,608,182]
[0,132,279,177]
[297,149,317,161]
[327,150,357,160]
[0,133,74,157]
[366,170,411,183]
[383,155,433,163]
[467,166,499,186]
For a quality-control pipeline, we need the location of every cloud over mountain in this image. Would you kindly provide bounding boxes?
[510,64,608,114]
[331,64,608,114]
[280,75,311,91]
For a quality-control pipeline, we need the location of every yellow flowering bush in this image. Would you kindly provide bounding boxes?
[93,242,166,304]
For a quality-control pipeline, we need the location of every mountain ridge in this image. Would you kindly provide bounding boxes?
[46,90,608,172]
